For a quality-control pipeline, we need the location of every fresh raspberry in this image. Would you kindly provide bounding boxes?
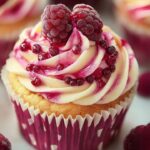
[0,133,11,150]
[41,4,72,44]
[71,4,103,41]
[124,124,150,150]
[138,72,150,97]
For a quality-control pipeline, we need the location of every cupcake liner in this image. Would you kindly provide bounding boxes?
[11,93,134,150]
[2,69,135,150]
[0,39,16,69]
[122,27,150,66]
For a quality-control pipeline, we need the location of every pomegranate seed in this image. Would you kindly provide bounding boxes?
[31,77,42,86]
[106,46,116,55]
[99,40,107,49]
[32,44,41,54]
[57,64,64,71]
[64,76,72,84]
[72,45,81,55]
[38,52,50,61]
[70,79,77,86]
[102,68,111,78]
[20,41,31,51]
[94,68,102,80]
[32,65,40,73]
[26,64,34,71]
[49,47,59,56]
[106,55,117,65]
[77,78,84,86]
[86,75,94,83]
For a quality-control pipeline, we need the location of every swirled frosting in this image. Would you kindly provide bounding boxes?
[115,0,150,26]
[0,0,48,23]
[5,22,138,105]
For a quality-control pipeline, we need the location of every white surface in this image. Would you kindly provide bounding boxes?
[0,3,150,150]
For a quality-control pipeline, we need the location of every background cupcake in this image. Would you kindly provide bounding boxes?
[114,0,150,67]
[2,4,138,150]
[0,0,48,69]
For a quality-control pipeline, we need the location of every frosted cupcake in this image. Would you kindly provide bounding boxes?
[0,0,48,69]
[114,0,150,66]
[2,4,138,150]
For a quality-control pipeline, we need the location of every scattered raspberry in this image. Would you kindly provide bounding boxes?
[70,79,77,86]
[106,55,117,66]
[77,78,84,86]
[86,75,95,83]
[106,46,116,55]
[26,64,34,72]
[42,4,72,44]
[64,76,72,84]
[20,41,31,52]
[49,46,59,56]
[102,68,111,78]
[138,72,150,97]
[31,77,42,86]
[38,52,50,61]
[94,68,102,80]
[71,4,103,41]
[124,124,150,150]
[32,44,41,54]
[99,39,108,49]
[0,133,11,150]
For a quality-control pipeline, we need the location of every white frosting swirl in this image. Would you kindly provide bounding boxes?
[5,23,138,105]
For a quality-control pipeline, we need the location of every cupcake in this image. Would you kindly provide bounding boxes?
[0,0,48,69]
[2,4,139,150]
[114,0,150,66]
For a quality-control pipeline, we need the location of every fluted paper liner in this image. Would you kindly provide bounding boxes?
[2,69,135,150]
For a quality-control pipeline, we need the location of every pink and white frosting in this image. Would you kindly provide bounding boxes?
[5,23,139,106]
[0,0,48,23]
[115,0,150,24]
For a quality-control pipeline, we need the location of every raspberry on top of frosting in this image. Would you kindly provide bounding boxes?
[5,4,138,105]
